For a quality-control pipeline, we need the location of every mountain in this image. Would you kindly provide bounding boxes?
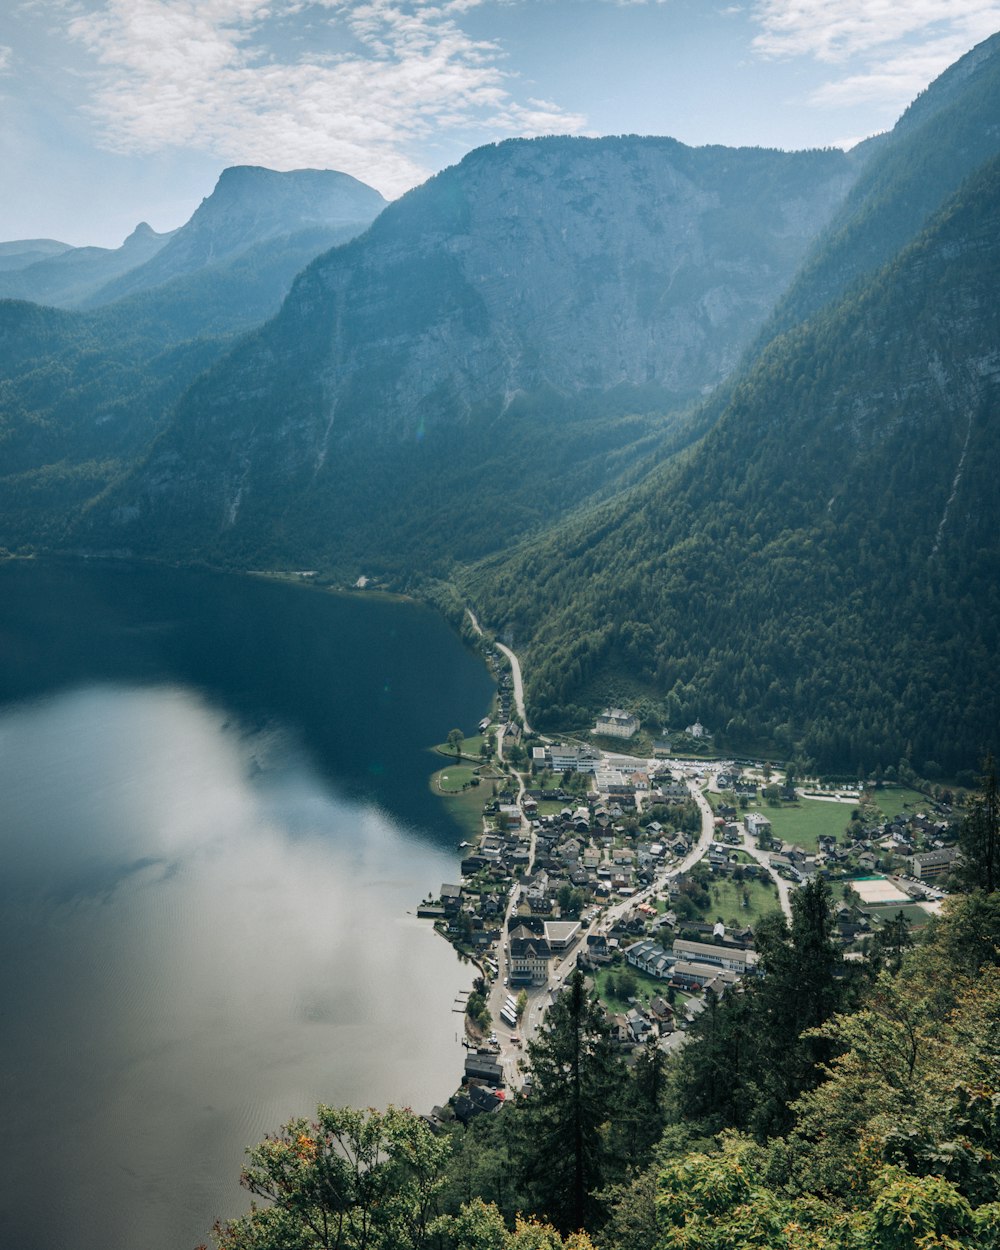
[81,165,387,306]
[762,29,1000,341]
[0,167,386,313]
[0,300,228,550]
[0,223,174,307]
[8,36,1000,775]
[0,239,74,273]
[0,168,388,551]
[82,222,383,342]
[91,135,856,569]
[468,148,1000,776]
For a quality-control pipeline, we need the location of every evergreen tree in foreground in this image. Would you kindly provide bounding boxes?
[957,755,1000,894]
[512,969,624,1233]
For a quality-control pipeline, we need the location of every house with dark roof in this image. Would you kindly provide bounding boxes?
[509,924,551,985]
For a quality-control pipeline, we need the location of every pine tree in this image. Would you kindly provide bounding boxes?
[956,755,999,894]
[750,876,846,1138]
[513,970,624,1233]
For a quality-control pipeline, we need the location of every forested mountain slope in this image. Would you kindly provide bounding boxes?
[90,136,855,569]
[468,152,1000,775]
[0,169,386,551]
[0,301,228,549]
[763,30,1000,339]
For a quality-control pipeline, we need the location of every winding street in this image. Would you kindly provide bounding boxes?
[688,781,793,921]
[464,608,532,734]
[461,608,793,1086]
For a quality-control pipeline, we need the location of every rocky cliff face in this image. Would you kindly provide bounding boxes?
[103,136,856,564]
[83,166,388,306]
[282,136,855,429]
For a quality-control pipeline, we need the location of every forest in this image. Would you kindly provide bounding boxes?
[465,154,1000,775]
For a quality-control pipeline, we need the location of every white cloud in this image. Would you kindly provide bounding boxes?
[751,0,1000,62]
[0,45,13,74]
[64,0,586,196]
[750,1,1000,113]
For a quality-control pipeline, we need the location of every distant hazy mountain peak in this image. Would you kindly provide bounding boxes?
[121,221,174,248]
[195,164,387,225]
[83,165,387,306]
[0,237,73,259]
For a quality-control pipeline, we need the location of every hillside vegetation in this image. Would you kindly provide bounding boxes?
[468,154,1000,775]
[212,884,1000,1250]
[2,37,1000,774]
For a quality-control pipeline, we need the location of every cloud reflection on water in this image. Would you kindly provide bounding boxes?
[0,684,470,1250]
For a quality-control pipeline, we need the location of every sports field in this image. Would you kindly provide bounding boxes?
[848,875,910,905]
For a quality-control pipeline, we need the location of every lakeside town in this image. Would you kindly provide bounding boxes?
[419,631,962,1127]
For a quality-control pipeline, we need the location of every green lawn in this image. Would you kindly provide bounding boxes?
[436,763,481,793]
[592,964,687,1011]
[690,876,783,928]
[434,733,487,761]
[759,798,854,852]
[868,787,929,821]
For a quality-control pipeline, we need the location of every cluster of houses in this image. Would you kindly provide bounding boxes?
[858,803,960,880]
[426,735,964,1130]
[428,749,702,951]
[624,934,757,990]
[713,768,960,894]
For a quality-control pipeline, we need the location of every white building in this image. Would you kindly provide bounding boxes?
[595,708,640,739]
[745,812,772,840]
[548,743,600,773]
[671,939,758,975]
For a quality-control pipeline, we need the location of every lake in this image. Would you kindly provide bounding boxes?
[0,560,494,1250]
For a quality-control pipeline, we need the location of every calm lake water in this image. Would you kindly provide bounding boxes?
[0,560,493,1250]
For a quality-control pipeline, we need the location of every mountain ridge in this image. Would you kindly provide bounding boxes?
[3,35,1000,773]
[467,146,1000,773]
[91,134,856,569]
[81,165,388,307]
[0,223,175,307]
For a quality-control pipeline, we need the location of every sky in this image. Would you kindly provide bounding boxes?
[1,0,999,247]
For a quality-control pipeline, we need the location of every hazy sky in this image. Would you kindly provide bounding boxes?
[2,1,998,246]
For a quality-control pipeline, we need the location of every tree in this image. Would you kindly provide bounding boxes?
[868,910,913,975]
[507,741,527,767]
[513,971,625,1232]
[437,1199,597,1250]
[617,969,638,1001]
[608,1038,669,1164]
[448,729,465,759]
[675,985,759,1134]
[749,876,848,1136]
[956,755,999,894]
[211,1105,452,1250]
[654,1135,987,1250]
[558,884,584,919]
